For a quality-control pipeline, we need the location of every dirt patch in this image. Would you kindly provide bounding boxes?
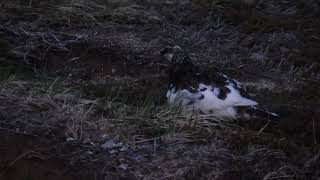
[1,0,320,179]
[0,134,75,180]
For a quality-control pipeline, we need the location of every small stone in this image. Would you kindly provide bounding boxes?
[120,146,128,152]
[66,137,75,142]
[83,138,91,144]
[101,140,116,149]
[102,134,108,139]
[119,164,128,170]
[250,52,265,62]
[109,150,117,154]
[87,151,93,155]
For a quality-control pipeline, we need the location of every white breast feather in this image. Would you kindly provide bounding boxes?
[167,81,258,118]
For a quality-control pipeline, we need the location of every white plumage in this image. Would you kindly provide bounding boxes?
[167,81,258,118]
[161,45,279,120]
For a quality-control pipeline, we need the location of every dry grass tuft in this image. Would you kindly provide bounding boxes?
[1,0,320,179]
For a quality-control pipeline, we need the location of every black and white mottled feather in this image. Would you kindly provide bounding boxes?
[161,46,279,120]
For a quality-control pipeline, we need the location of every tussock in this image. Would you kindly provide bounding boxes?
[0,0,320,179]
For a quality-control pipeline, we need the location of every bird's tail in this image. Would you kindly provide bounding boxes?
[252,106,279,120]
[237,105,279,120]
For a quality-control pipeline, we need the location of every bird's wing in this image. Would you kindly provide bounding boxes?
[223,84,257,107]
[208,73,258,107]
[178,89,203,105]
[167,88,202,106]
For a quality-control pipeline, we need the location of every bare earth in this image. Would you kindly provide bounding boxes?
[0,0,320,179]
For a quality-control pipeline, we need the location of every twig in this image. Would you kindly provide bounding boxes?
[257,120,271,135]
[8,151,45,168]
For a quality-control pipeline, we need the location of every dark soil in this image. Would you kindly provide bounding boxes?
[1,0,320,179]
[0,134,75,180]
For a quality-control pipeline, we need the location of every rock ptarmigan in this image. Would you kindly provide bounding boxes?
[161,46,279,120]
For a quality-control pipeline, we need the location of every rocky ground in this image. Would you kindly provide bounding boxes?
[0,0,320,179]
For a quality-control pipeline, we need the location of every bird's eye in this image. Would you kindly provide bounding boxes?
[160,48,169,55]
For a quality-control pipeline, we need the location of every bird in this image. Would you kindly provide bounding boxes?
[160,45,279,120]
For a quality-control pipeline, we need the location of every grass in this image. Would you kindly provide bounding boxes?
[0,67,317,179]
[0,0,320,179]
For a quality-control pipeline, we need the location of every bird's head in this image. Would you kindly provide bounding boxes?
[160,46,197,85]
[160,45,185,63]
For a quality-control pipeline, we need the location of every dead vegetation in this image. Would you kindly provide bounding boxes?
[0,0,320,179]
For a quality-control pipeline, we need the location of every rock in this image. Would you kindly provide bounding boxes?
[83,138,92,144]
[250,52,266,62]
[118,163,128,170]
[109,150,117,154]
[101,139,123,149]
[101,139,116,149]
[120,146,128,152]
[87,151,93,155]
[66,137,75,142]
